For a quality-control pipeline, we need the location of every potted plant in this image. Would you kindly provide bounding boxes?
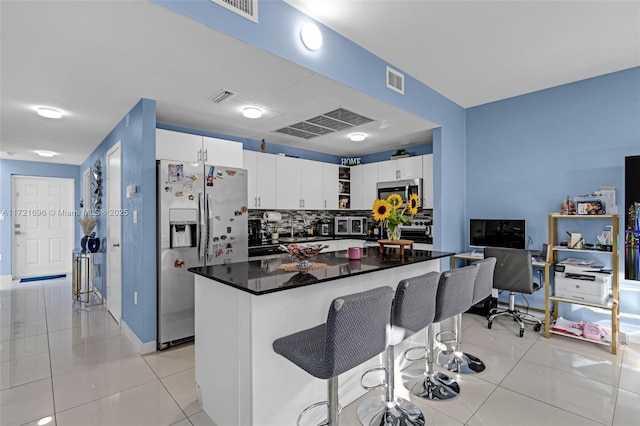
[271,226,279,242]
[372,193,420,241]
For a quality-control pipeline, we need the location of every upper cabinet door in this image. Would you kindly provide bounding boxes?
[202,136,243,168]
[377,160,398,182]
[156,129,202,162]
[350,166,364,209]
[276,156,302,209]
[397,156,422,180]
[421,154,434,209]
[363,162,379,207]
[300,159,324,209]
[323,163,339,210]
[243,151,276,209]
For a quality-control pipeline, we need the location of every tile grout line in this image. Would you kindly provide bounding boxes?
[42,282,59,426]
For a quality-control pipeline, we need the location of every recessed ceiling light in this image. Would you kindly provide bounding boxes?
[36,107,63,119]
[349,133,366,142]
[37,416,53,426]
[301,22,323,51]
[35,150,56,157]
[242,106,262,119]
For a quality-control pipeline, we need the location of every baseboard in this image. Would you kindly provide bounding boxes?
[121,318,157,355]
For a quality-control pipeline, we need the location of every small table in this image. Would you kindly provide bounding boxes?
[377,239,414,257]
[72,250,104,306]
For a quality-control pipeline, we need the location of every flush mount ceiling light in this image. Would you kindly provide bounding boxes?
[35,150,56,157]
[242,106,262,119]
[349,133,366,142]
[36,107,63,119]
[301,22,322,51]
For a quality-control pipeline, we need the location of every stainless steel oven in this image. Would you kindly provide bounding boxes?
[376,179,423,208]
[334,217,367,236]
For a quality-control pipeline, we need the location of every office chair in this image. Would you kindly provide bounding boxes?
[484,247,543,337]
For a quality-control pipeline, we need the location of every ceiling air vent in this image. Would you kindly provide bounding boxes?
[212,0,258,23]
[386,66,404,94]
[275,108,374,140]
[208,89,236,104]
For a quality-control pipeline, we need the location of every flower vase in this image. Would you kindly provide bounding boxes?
[387,226,401,241]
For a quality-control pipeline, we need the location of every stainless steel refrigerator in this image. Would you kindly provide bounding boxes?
[157,160,248,350]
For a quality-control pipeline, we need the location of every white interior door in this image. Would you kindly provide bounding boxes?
[12,176,74,278]
[107,142,122,324]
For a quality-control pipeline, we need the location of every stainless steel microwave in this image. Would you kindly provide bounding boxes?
[376,179,423,207]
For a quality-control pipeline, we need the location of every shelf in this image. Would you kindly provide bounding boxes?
[549,213,617,220]
[549,295,614,310]
[552,247,614,254]
[549,329,610,346]
[546,213,619,354]
[339,192,350,196]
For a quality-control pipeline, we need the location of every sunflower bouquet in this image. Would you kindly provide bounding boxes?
[372,193,420,241]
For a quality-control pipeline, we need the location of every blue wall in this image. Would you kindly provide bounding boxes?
[467,67,640,327]
[0,160,80,277]
[81,98,157,344]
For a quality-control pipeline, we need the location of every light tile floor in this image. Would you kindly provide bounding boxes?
[1,276,638,426]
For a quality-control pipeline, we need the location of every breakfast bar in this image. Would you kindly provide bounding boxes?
[189,248,453,426]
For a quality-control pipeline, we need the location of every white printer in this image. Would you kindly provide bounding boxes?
[554,263,611,304]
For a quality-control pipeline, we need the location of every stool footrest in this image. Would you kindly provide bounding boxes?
[403,345,427,363]
[360,366,386,391]
[297,401,342,426]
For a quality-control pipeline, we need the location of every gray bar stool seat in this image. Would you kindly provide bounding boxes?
[357,271,441,426]
[273,286,394,426]
[436,257,496,374]
[402,264,478,400]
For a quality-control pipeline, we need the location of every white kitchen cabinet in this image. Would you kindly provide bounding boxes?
[156,129,202,162]
[202,136,243,168]
[377,156,422,182]
[243,151,276,209]
[276,156,339,210]
[323,163,339,210]
[421,154,434,209]
[350,163,379,209]
[300,159,324,209]
[156,129,243,168]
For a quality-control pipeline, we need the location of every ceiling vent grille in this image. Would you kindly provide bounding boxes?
[275,108,374,140]
[208,89,236,104]
[212,0,258,23]
[386,66,404,94]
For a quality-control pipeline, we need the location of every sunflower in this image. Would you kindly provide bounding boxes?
[408,194,420,216]
[386,193,403,208]
[372,199,392,222]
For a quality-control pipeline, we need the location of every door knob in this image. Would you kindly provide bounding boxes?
[113,243,120,247]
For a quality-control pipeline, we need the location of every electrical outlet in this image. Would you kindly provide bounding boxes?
[134,291,138,305]
[133,210,138,224]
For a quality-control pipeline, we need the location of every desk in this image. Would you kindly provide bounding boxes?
[451,252,552,326]
[72,250,104,306]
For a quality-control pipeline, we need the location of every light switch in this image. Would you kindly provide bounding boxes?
[0,214,4,221]
[133,211,138,224]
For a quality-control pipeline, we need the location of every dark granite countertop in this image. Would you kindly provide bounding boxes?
[189,248,453,295]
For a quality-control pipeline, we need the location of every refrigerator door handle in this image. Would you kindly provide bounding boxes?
[206,194,214,260]
[198,192,205,262]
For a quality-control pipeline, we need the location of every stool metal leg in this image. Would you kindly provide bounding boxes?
[327,376,339,426]
[436,314,486,374]
[402,324,460,401]
[357,345,425,425]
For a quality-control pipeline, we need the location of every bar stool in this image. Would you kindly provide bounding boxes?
[402,264,478,400]
[357,271,440,426]
[273,286,394,426]
[436,257,496,374]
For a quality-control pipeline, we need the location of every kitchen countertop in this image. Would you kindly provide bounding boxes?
[189,248,452,295]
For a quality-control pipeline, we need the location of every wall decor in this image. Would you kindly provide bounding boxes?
[625,155,640,280]
[92,159,102,212]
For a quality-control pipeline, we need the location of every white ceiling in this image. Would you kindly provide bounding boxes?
[1,1,638,165]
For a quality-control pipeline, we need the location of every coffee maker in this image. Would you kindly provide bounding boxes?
[248,219,268,245]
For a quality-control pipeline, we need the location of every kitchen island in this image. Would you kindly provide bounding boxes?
[189,248,453,426]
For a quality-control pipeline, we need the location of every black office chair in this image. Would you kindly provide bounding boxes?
[484,247,543,337]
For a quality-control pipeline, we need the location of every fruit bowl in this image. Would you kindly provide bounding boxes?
[279,243,329,271]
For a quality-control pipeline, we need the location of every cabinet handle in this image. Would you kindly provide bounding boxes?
[254,197,257,208]
[258,197,261,207]
[197,150,201,163]
[324,200,327,208]
[204,149,208,162]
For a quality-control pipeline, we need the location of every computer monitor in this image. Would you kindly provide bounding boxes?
[469,219,526,250]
